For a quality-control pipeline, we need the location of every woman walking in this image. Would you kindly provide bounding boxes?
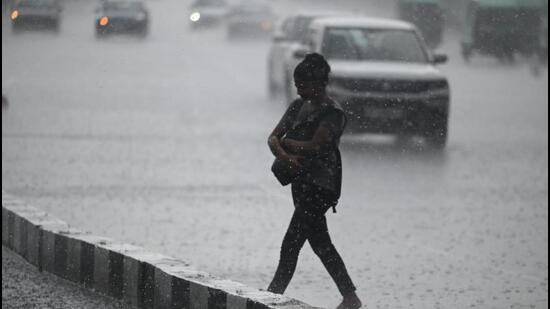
[267,53,362,309]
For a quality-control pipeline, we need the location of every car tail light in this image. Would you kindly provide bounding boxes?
[99,16,109,26]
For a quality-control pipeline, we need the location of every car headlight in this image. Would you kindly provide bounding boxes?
[11,10,19,20]
[190,12,201,22]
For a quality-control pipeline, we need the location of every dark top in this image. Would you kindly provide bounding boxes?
[280,97,347,197]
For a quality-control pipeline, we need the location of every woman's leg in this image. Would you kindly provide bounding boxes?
[267,211,308,294]
[308,216,357,297]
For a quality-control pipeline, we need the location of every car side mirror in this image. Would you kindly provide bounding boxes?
[293,48,309,59]
[432,53,448,65]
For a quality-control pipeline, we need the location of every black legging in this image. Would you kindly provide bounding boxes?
[268,182,356,296]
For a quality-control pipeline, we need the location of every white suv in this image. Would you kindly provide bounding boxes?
[280,17,451,147]
[267,12,349,99]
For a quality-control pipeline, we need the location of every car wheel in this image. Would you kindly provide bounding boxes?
[138,27,148,38]
[12,23,22,34]
[461,44,472,63]
[425,112,448,149]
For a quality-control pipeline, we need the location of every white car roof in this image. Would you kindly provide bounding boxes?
[311,17,416,30]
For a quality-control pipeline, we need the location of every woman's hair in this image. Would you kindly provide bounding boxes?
[293,53,331,84]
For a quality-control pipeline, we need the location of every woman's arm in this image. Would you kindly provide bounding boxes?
[268,135,290,160]
[268,101,301,160]
[281,126,332,157]
[282,113,344,157]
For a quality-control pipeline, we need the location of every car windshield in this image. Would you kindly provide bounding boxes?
[322,27,428,63]
[16,0,57,8]
[104,1,143,12]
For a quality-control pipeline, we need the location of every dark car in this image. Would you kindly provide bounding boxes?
[189,0,229,29]
[461,0,545,63]
[10,0,62,33]
[95,0,149,37]
[226,2,276,39]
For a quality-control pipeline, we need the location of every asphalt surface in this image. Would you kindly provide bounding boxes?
[2,246,131,309]
[2,0,548,308]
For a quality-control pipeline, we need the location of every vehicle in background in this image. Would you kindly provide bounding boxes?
[226,2,276,39]
[288,17,450,147]
[10,0,62,33]
[189,0,229,29]
[267,11,352,99]
[396,0,444,48]
[95,0,149,38]
[461,0,546,63]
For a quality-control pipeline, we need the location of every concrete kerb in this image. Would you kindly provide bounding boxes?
[1,190,322,309]
[123,251,171,308]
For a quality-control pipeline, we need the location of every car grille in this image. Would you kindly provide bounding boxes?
[331,78,447,94]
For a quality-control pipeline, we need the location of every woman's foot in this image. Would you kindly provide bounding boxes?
[336,292,362,309]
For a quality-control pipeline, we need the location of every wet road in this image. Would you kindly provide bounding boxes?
[2,0,548,308]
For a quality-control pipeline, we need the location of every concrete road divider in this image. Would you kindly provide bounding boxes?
[2,190,321,309]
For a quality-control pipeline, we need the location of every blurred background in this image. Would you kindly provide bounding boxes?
[2,0,548,308]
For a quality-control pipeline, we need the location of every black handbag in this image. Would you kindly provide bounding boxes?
[271,156,303,186]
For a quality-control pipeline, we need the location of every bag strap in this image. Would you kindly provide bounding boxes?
[288,99,306,129]
[316,106,347,147]
[317,107,346,214]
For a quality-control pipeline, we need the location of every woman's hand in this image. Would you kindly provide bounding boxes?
[281,137,296,151]
[284,154,305,170]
